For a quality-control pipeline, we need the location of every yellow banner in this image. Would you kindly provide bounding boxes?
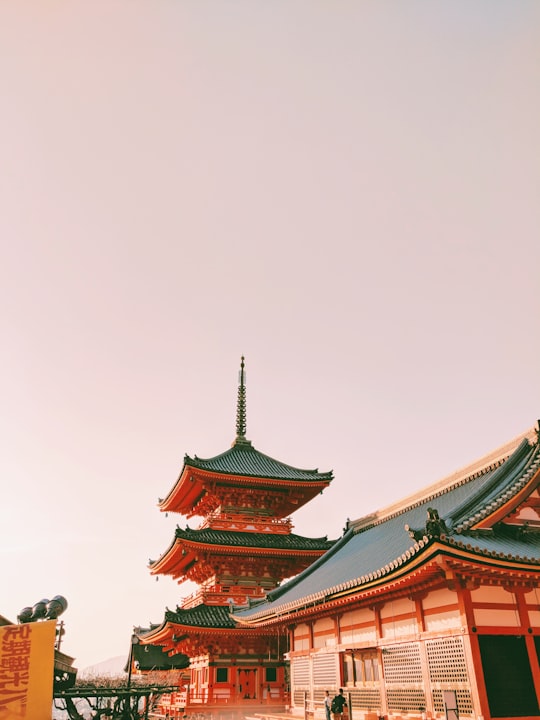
[0,620,56,720]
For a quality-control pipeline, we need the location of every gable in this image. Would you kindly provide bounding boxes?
[472,463,540,531]
[502,488,540,528]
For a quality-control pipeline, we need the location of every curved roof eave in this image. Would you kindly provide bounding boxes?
[453,441,540,532]
[157,449,333,515]
[184,443,333,483]
[149,530,335,576]
[233,535,434,622]
[148,535,182,574]
[233,536,540,625]
[173,526,334,550]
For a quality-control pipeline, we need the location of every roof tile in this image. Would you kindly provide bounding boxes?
[175,526,334,551]
[186,443,333,482]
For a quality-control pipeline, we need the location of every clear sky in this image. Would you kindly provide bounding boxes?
[1,1,539,671]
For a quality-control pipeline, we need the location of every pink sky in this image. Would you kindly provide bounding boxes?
[1,1,539,670]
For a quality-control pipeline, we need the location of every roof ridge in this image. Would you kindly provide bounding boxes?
[186,443,333,478]
[349,426,537,533]
[453,440,540,532]
[173,525,334,549]
[178,525,331,540]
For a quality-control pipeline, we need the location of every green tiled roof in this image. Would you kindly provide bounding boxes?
[235,433,540,621]
[175,526,334,551]
[165,604,237,629]
[185,442,333,482]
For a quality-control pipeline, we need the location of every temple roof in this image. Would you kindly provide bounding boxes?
[138,603,272,654]
[159,442,333,516]
[164,604,237,630]
[183,443,333,482]
[171,526,333,550]
[234,423,540,622]
[159,358,332,515]
[149,527,335,580]
[184,356,331,482]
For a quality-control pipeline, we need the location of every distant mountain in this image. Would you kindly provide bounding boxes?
[80,654,127,677]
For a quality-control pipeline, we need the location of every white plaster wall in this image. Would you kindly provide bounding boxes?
[424,609,461,632]
[422,587,458,610]
[471,585,515,604]
[294,623,311,651]
[380,597,415,618]
[313,617,334,648]
[473,608,520,627]
[341,608,374,625]
[381,616,417,639]
[340,627,377,645]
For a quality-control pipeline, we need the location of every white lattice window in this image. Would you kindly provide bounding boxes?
[313,654,338,686]
[292,657,310,687]
[382,642,426,712]
[426,637,473,714]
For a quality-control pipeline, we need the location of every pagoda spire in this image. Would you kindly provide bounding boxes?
[234,356,251,446]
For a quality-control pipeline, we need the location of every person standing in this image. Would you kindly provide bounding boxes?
[324,691,332,720]
[331,689,347,720]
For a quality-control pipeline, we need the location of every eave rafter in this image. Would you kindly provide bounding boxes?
[433,548,531,589]
[149,538,197,579]
[151,543,327,590]
[160,464,330,517]
[150,534,326,578]
[188,471,328,508]
[174,540,325,558]
[158,468,213,516]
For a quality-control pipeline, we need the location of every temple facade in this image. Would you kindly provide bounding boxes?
[137,358,335,718]
[234,423,540,720]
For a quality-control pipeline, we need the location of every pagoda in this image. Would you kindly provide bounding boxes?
[137,358,335,718]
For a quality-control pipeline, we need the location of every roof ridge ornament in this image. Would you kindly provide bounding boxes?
[234,356,252,447]
[405,507,449,541]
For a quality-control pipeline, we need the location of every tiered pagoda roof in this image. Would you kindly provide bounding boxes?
[166,527,333,549]
[139,604,267,657]
[159,443,333,518]
[233,422,540,625]
[150,527,334,581]
[159,357,333,518]
[165,604,237,629]
[183,444,332,481]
